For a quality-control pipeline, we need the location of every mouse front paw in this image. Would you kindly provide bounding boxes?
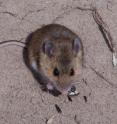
[47,83,61,96]
[46,83,54,90]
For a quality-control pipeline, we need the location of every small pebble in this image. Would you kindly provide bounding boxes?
[71,86,76,92]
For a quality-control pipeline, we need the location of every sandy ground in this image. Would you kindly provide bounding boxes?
[0,0,117,124]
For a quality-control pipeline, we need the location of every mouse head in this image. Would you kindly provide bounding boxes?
[40,37,83,94]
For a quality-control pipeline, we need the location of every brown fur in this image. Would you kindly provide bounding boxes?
[27,24,83,93]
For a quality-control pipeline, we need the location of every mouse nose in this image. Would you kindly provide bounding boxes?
[56,82,72,94]
[58,87,70,94]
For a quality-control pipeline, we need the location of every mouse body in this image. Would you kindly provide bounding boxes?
[26,24,83,95]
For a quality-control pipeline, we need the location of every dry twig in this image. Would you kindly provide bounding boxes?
[76,6,117,66]
[92,8,114,52]
[92,8,117,66]
[46,115,55,124]
[55,104,62,114]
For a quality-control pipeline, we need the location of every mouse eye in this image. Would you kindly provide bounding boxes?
[53,68,59,76]
[70,68,75,76]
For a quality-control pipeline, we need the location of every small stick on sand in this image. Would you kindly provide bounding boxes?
[55,104,62,114]
[76,6,117,66]
[92,8,117,66]
[46,115,55,124]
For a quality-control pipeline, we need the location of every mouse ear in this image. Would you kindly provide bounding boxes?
[72,37,81,54]
[42,40,54,57]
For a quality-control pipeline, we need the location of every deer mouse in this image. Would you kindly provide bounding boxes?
[25,24,83,95]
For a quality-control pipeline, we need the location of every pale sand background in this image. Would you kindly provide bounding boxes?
[0,0,117,124]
